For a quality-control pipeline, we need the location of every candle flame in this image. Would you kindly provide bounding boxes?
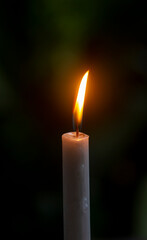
[73,70,89,133]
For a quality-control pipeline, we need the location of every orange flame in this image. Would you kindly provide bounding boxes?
[73,70,89,132]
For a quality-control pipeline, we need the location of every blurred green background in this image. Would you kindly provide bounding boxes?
[1,0,147,239]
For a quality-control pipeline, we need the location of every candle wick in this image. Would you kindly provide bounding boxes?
[76,123,79,138]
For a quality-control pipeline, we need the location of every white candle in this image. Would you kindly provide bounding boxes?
[62,71,90,240]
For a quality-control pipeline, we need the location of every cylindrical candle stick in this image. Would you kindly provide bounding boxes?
[62,71,90,240]
[62,132,90,240]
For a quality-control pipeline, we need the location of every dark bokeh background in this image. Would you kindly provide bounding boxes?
[1,0,147,239]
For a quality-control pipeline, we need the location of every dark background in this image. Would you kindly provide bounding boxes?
[1,0,147,239]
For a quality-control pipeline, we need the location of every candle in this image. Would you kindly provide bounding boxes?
[62,71,90,240]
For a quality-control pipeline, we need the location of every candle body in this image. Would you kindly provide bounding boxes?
[62,132,90,240]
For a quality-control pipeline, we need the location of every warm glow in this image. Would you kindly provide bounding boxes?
[73,70,89,126]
